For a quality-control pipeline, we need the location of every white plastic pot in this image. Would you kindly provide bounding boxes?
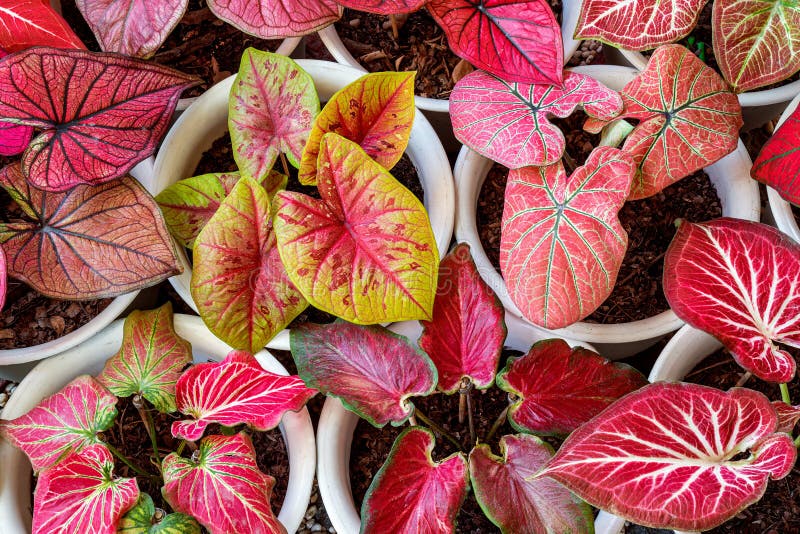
[765,92,800,243]
[454,64,761,359]
[0,314,316,534]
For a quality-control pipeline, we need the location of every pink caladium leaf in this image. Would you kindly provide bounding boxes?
[335,0,426,14]
[162,433,286,534]
[207,0,341,39]
[540,383,797,531]
[33,444,139,534]
[362,427,468,532]
[418,243,505,394]
[664,218,800,383]
[501,147,635,329]
[772,401,800,434]
[470,434,593,533]
[0,47,197,191]
[0,164,181,300]
[0,375,117,473]
[118,493,201,533]
[0,0,85,52]
[451,70,622,168]
[0,121,33,156]
[427,0,563,86]
[290,322,436,427]
[751,106,800,205]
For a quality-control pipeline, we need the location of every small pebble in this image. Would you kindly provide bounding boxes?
[348,18,360,28]
[0,392,8,408]
[311,524,322,532]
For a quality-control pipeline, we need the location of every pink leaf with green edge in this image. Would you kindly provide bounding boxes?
[96,303,192,414]
[496,338,647,435]
[500,146,635,329]
[172,350,316,441]
[772,401,800,434]
[0,375,117,473]
[418,243,505,394]
[539,383,797,531]
[361,427,468,533]
[118,493,201,534]
[33,444,139,534]
[289,322,437,427]
[0,121,33,156]
[751,105,800,205]
[470,434,593,534]
[162,433,286,534]
[450,69,622,169]
[206,0,341,39]
[275,133,438,324]
[230,48,319,178]
[0,164,181,300]
[191,177,306,352]
[0,0,85,52]
[298,71,414,185]
[0,47,197,191]
[663,218,800,383]
[335,0,426,15]
[427,0,563,86]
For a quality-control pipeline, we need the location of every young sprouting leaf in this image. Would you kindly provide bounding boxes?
[335,0,426,14]
[162,433,286,534]
[0,47,197,191]
[298,71,414,185]
[751,105,800,205]
[0,164,181,300]
[290,322,437,427]
[0,121,33,156]
[0,0,85,52]
[118,493,201,534]
[663,218,800,383]
[418,243,505,394]
[427,0,563,86]
[470,434,593,534]
[496,339,647,435]
[361,427,468,533]
[229,48,319,179]
[772,401,800,434]
[275,134,438,324]
[501,147,635,329]
[539,383,797,531]
[206,0,341,39]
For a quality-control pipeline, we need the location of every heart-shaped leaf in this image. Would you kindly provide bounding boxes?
[450,70,623,169]
[206,0,341,39]
[0,375,117,473]
[540,383,797,531]
[497,338,647,435]
[162,433,286,534]
[751,105,800,205]
[118,493,201,534]
[470,434,593,534]
[229,49,319,179]
[772,401,800,434]
[0,121,33,156]
[0,0,85,52]
[664,218,800,383]
[0,47,197,191]
[298,71,414,185]
[0,164,181,300]
[418,243,505,394]
[427,0,563,86]
[275,133,438,324]
[501,146,635,329]
[335,0,426,14]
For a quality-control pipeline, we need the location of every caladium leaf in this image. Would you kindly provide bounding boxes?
[162,433,286,534]
[0,375,116,473]
[0,47,197,191]
[290,322,436,427]
[470,434,593,534]
[540,383,797,531]
[427,0,563,86]
[0,164,181,300]
[497,338,647,435]
[298,71,414,185]
[206,0,341,39]
[275,134,438,324]
[501,146,635,329]
[751,105,800,205]
[118,493,201,534]
[335,0,426,14]
[450,70,623,168]
[0,0,85,52]
[418,243,505,394]
[663,218,800,383]
[772,401,800,434]
[229,48,319,179]
[0,121,33,156]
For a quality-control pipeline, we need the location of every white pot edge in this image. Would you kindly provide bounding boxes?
[765,92,800,243]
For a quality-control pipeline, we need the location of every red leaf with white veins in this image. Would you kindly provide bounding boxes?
[0,0,85,52]
[772,401,800,434]
[206,0,341,39]
[540,383,796,531]
[751,105,800,205]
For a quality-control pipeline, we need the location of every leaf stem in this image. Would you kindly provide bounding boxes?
[485,405,509,445]
[781,383,791,405]
[104,441,156,479]
[794,433,800,448]
[414,408,464,452]
[133,395,161,468]
[466,389,476,446]
[279,153,290,177]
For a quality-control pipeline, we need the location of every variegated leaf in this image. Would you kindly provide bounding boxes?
[206,0,341,39]
[118,493,201,534]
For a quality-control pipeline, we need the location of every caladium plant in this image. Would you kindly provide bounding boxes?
[751,104,800,206]
[0,0,85,53]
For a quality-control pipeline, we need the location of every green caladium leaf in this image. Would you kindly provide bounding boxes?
[118,493,200,534]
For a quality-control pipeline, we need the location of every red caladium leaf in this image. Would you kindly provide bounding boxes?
[540,383,797,531]
[0,47,197,191]
[0,164,181,300]
[470,434,593,533]
[772,401,800,434]
[0,375,117,473]
[118,493,201,533]
[33,444,139,534]
[418,243,505,394]
[0,121,33,156]
[664,218,800,383]
[290,322,436,427]
[450,70,623,169]
[275,134,438,324]
[751,105,800,205]
[0,0,85,52]
[427,0,563,86]
[335,0,426,14]
[162,433,286,534]
[501,147,635,329]
[206,0,341,39]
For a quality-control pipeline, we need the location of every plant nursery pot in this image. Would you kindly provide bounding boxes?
[765,92,800,244]
[0,314,316,534]
[454,64,761,359]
